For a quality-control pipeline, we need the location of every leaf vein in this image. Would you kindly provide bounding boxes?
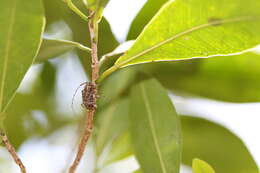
[116,16,257,67]
[140,83,167,173]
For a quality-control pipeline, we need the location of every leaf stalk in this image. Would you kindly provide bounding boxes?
[64,0,89,21]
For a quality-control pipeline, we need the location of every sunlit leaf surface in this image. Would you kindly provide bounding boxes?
[115,0,260,68]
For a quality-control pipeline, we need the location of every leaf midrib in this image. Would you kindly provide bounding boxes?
[140,83,167,173]
[0,0,17,112]
[116,16,257,67]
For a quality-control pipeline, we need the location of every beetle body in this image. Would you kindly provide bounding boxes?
[82,82,97,110]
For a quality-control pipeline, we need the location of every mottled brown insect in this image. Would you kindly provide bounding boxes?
[71,82,98,112]
[81,82,97,110]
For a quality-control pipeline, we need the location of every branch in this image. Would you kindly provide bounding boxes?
[68,110,95,173]
[0,132,26,173]
[88,13,99,82]
[68,10,99,173]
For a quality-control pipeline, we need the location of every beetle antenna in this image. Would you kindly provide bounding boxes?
[71,82,88,114]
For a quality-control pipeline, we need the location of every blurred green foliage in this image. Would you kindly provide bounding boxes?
[4,62,73,148]
[182,116,259,173]
[141,52,260,102]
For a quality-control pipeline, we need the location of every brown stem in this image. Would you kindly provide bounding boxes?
[68,10,99,173]
[68,110,95,173]
[88,12,99,82]
[1,132,26,173]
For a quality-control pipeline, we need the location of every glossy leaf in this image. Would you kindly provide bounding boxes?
[192,159,216,173]
[141,52,260,102]
[182,116,259,173]
[36,39,91,62]
[0,0,45,114]
[130,77,181,173]
[115,0,260,68]
[127,0,168,40]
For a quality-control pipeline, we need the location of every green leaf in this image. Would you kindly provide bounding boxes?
[43,0,66,25]
[95,97,129,156]
[129,77,181,173]
[105,131,133,165]
[182,116,259,173]
[0,0,45,114]
[94,68,137,164]
[97,113,259,172]
[98,67,136,107]
[141,52,260,102]
[115,0,260,68]
[127,0,168,40]
[192,159,216,173]
[64,0,89,22]
[95,68,136,157]
[36,39,91,62]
